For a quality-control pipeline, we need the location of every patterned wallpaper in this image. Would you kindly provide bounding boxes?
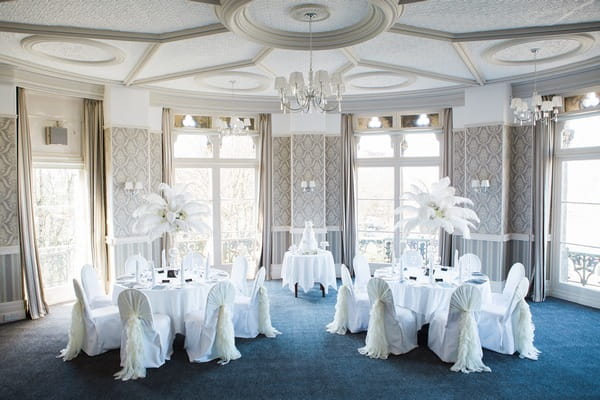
[325,136,341,227]
[149,131,163,193]
[291,134,326,228]
[451,129,466,197]
[272,137,291,227]
[0,117,18,247]
[509,125,533,234]
[110,127,154,238]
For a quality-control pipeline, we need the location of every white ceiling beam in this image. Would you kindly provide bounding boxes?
[389,24,453,41]
[452,42,485,86]
[123,43,161,86]
[130,59,256,85]
[358,59,478,86]
[158,24,229,43]
[252,47,273,64]
[340,47,360,66]
[255,62,277,79]
[334,62,356,76]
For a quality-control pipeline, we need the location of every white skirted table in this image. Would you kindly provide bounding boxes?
[112,271,229,335]
[281,250,337,297]
[374,266,492,328]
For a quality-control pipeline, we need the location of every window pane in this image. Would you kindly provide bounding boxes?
[357,116,393,130]
[357,135,393,158]
[401,133,440,157]
[562,160,600,203]
[560,116,600,149]
[358,232,393,264]
[357,167,394,199]
[220,135,257,159]
[174,134,213,158]
[400,113,440,128]
[174,114,211,129]
[561,203,600,249]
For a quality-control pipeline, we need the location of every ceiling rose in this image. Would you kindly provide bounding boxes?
[215,0,402,50]
[345,71,417,90]
[21,35,126,66]
[483,34,595,66]
[195,71,271,92]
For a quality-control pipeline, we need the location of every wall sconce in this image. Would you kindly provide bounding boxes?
[124,181,144,196]
[301,180,316,193]
[471,179,490,193]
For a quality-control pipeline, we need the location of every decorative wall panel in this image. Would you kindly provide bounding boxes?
[271,230,290,265]
[0,117,18,247]
[451,129,466,196]
[291,134,325,228]
[272,137,291,227]
[452,237,507,281]
[113,239,162,278]
[509,125,533,234]
[0,254,21,303]
[149,131,163,192]
[325,136,342,227]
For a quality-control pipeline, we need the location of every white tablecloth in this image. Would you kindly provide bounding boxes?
[281,250,337,294]
[112,271,229,335]
[374,267,492,327]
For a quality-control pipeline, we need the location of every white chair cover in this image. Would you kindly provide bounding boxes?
[401,249,424,268]
[184,281,241,364]
[428,284,491,373]
[81,264,112,309]
[115,289,173,380]
[352,254,371,292]
[479,277,540,360]
[58,279,121,361]
[233,267,281,338]
[123,254,149,277]
[182,251,205,270]
[358,278,417,359]
[230,256,249,296]
[458,253,482,274]
[326,264,369,335]
[492,263,526,305]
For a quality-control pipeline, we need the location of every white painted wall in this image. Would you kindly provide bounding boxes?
[27,91,83,162]
[0,82,16,116]
[453,83,512,129]
[104,85,150,128]
[148,105,162,132]
[272,112,341,136]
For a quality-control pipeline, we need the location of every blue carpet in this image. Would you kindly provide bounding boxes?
[0,280,598,400]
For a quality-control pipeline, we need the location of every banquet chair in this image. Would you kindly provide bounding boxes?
[230,255,249,296]
[232,267,281,338]
[182,251,205,271]
[428,284,491,373]
[458,253,482,274]
[401,249,424,268]
[352,254,372,292]
[123,254,149,278]
[478,277,540,360]
[358,278,418,359]
[491,263,526,305]
[184,281,241,364]
[114,289,174,380]
[81,264,112,309]
[326,264,370,334]
[58,279,121,361]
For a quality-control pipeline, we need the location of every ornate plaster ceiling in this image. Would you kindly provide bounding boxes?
[0,0,599,103]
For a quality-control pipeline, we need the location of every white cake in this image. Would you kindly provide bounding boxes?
[299,221,318,254]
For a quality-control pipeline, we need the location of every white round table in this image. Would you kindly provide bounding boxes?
[374,266,492,328]
[281,250,337,297]
[112,271,229,335]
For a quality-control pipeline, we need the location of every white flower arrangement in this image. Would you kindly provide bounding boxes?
[395,177,479,239]
[133,183,211,240]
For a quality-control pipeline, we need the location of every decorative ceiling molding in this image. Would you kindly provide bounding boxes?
[194,71,271,92]
[21,35,126,66]
[358,59,478,86]
[131,59,256,85]
[452,42,485,85]
[123,43,161,86]
[215,0,402,50]
[482,34,595,66]
[345,70,417,90]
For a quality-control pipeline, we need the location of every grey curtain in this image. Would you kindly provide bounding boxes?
[257,114,273,279]
[161,108,173,252]
[341,114,357,272]
[17,87,48,319]
[439,108,454,266]
[530,119,555,302]
[84,99,109,291]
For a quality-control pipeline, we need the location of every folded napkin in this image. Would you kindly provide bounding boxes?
[465,278,486,285]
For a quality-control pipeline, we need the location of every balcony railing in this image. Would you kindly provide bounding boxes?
[38,244,74,288]
[567,250,600,288]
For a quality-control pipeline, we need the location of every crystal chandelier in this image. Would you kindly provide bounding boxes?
[274,12,344,113]
[510,48,563,126]
[217,80,251,135]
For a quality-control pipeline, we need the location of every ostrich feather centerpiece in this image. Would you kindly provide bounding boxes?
[133,183,211,240]
[395,177,479,239]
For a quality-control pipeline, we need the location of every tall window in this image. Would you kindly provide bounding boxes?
[355,113,442,265]
[33,167,90,304]
[554,113,600,299]
[173,115,259,267]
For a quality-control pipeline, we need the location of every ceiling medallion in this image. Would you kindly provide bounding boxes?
[483,34,595,66]
[195,71,271,92]
[345,71,417,90]
[216,0,402,50]
[21,35,126,66]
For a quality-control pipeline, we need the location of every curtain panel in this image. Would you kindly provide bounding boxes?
[16,87,48,319]
[161,108,174,252]
[84,98,110,291]
[440,108,454,266]
[257,114,273,279]
[341,114,357,272]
